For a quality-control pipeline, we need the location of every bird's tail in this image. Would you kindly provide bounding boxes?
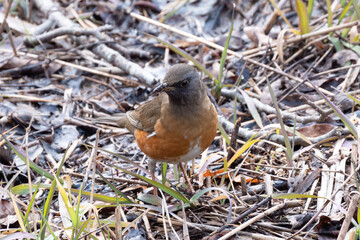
[92,113,127,128]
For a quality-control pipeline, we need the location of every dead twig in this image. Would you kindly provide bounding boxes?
[217,200,303,239]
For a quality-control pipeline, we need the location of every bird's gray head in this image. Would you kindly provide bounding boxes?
[152,64,204,106]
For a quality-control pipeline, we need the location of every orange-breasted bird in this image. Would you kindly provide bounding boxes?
[98,64,218,192]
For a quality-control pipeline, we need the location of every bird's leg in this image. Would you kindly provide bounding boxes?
[179,163,195,193]
[191,159,195,175]
[148,159,158,195]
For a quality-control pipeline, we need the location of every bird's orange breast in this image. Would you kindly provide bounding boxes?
[134,104,217,164]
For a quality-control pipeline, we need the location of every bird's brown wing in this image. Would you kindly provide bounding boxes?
[126,94,166,133]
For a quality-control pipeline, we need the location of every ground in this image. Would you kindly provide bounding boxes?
[0,0,359,239]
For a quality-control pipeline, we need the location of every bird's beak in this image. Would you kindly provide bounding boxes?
[151,83,175,94]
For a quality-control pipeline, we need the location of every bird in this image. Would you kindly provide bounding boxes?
[97,64,218,193]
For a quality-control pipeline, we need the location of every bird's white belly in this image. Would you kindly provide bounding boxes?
[177,140,202,162]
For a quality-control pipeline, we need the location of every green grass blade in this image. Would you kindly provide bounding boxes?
[87,145,150,174]
[160,0,190,23]
[273,193,322,199]
[220,157,228,188]
[40,210,59,240]
[296,0,310,34]
[357,201,360,225]
[338,0,353,24]
[11,183,130,204]
[96,170,134,203]
[292,117,296,155]
[307,0,315,19]
[353,0,360,19]
[8,192,27,232]
[346,92,360,105]
[113,166,190,204]
[266,78,293,166]
[1,132,54,180]
[233,94,237,124]
[269,0,294,29]
[228,139,260,167]
[326,0,333,28]
[273,193,348,214]
[22,180,41,231]
[218,5,234,83]
[240,89,263,128]
[138,194,162,207]
[307,80,358,139]
[55,175,78,227]
[39,180,57,240]
[217,123,230,145]
[74,216,93,240]
[341,14,357,38]
[144,32,217,83]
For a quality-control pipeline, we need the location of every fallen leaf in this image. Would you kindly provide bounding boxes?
[297,124,334,138]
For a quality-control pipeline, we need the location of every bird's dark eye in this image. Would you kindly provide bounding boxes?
[179,79,189,87]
